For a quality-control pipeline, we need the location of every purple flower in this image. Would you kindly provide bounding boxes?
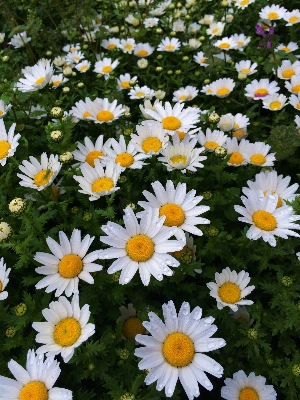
[255,24,265,37]
[269,26,275,35]
[266,41,272,49]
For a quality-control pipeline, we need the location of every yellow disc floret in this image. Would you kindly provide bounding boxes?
[252,210,277,231]
[254,88,268,97]
[159,203,185,226]
[170,155,187,164]
[269,101,282,110]
[126,234,154,262]
[282,69,295,79]
[162,116,181,131]
[268,12,279,19]
[34,170,54,187]
[142,137,162,153]
[122,316,145,340]
[85,150,104,167]
[83,111,91,118]
[102,66,112,73]
[289,16,299,24]
[292,85,300,94]
[97,110,114,122]
[121,81,130,89]
[228,152,244,165]
[58,254,83,278]
[115,152,134,167]
[239,387,259,400]
[205,141,219,150]
[107,44,116,50]
[19,381,48,400]
[218,282,241,304]
[92,177,114,192]
[137,50,148,57]
[0,140,11,160]
[54,317,81,346]
[219,43,230,49]
[0,280,2,292]
[216,88,230,96]
[35,77,45,85]
[162,332,195,367]
[165,45,175,51]
[250,154,266,165]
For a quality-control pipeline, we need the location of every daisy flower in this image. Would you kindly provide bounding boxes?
[158,134,207,173]
[245,78,279,100]
[117,303,146,340]
[0,349,72,399]
[225,138,250,167]
[0,120,21,166]
[134,42,155,57]
[235,60,258,76]
[285,75,300,94]
[193,51,209,67]
[157,37,181,52]
[241,141,276,167]
[73,159,122,201]
[15,59,53,92]
[221,370,277,400]
[206,78,235,98]
[117,73,137,90]
[262,94,288,111]
[0,222,12,242]
[233,113,250,130]
[259,5,287,21]
[143,17,159,28]
[231,33,251,50]
[102,135,149,171]
[65,50,85,65]
[206,22,225,37]
[138,180,210,242]
[173,86,198,102]
[0,257,11,301]
[198,128,228,151]
[17,153,61,191]
[229,305,254,325]
[87,97,126,124]
[284,9,300,26]
[93,57,119,78]
[63,43,80,52]
[234,0,255,9]
[234,190,300,247]
[0,100,12,118]
[128,85,155,100]
[70,97,94,120]
[207,267,255,312]
[276,42,299,53]
[218,114,235,132]
[34,229,102,297]
[75,59,91,73]
[242,170,299,208]
[101,38,120,50]
[135,300,226,399]
[277,60,300,80]
[8,31,31,48]
[144,101,200,135]
[214,36,238,51]
[50,73,68,88]
[289,93,300,110]
[131,120,169,155]
[33,294,95,363]
[73,135,107,167]
[98,206,184,285]
[139,99,162,119]
[199,14,214,25]
[120,38,136,53]
[188,22,201,34]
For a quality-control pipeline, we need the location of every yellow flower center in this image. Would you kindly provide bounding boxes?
[176,131,186,140]
[170,155,187,164]
[126,234,154,262]
[282,69,295,79]
[19,381,48,400]
[228,152,244,165]
[80,65,88,71]
[269,101,282,110]
[218,282,241,304]
[53,80,62,87]
[159,203,185,227]
[205,141,219,150]
[83,111,91,118]
[297,103,300,109]
[85,150,104,167]
[124,44,133,51]
[92,177,114,192]
[240,0,250,4]
[35,77,45,85]
[0,140,11,160]
[122,316,145,340]
[162,116,181,131]
[102,66,112,73]
[241,68,251,73]
[107,44,116,50]
[250,154,266,165]
[179,95,187,101]
[58,254,83,278]
[135,92,145,97]
[216,88,230,96]
[239,387,259,400]
[219,43,230,49]
[121,81,130,89]
[97,110,114,122]
[212,28,218,34]
[292,84,300,93]
[137,50,148,57]
[281,47,290,52]
[165,45,175,50]
[268,12,279,19]
[263,191,282,208]
[200,57,207,63]
[0,280,2,292]
[33,170,54,187]
[252,210,277,231]
[142,137,162,153]
[233,129,246,138]
[289,16,299,24]
[0,110,3,115]
[162,332,195,367]
[115,152,134,167]
[254,88,268,97]
[53,317,81,346]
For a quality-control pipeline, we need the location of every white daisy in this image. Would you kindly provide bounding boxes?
[231,33,251,50]
[50,73,68,88]
[63,43,80,52]
[139,99,162,119]
[206,22,225,37]
[277,60,300,80]
[259,4,287,21]
[120,38,136,53]
[188,22,201,34]
[128,85,155,100]
[134,42,155,57]
[234,0,255,10]
[245,78,280,100]
[138,180,210,242]
[172,19,185,32]
[0,257,11,301]
[8,31,31,48]
[135,300,226,399]
[241,141,276,167]
[75,59,91,73]
[193,51,209,67]
[234,190,300,247]
[73,159,122,201]
[65,50,85,65]
[157,37,181,52]
[143,17,159,28]
[34,229,102,297]
[0,100,12,118]
[87,97,126,124]
[199,14,214,25]
[0,120,21,166]
[158,134,207,173]
[221,370,277,399]
[229,305,254,325]
[131,120,169,155]
[117,73,137,90]
[70,97,94,120]
[0,349,72,399]
[197,128,228,151]
[172,86,199,103]
[93,57,119,78]
[207,267,255,312]
[214,36,238,51]
[182,38,201,50]
[15,59,53,92]
[225,138,250,167]
[276,42,299,53]
[233,113,250,130]
[101,38,120,50]
[285,75,300,94]
[217,113,235,132]
[117,303,146,340]
[235,60,258,76]
[73,135,107,167]
[32,294,95,363]
[283,9,300,26]
[205,78,235,98]
[98,206,184,286]
[17,153,61,191]
[289,93,300,110]
[262,93,288,111]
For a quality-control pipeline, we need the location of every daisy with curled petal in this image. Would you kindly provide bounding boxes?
[117,303,146,340]
[34,229,102,297]
[0,100,12,118]
[221,370,277,400]
[197,128,228,152]
[284,10,300,26]
[128,85,155,100]
[138,180,210,242]
[33,294,95,363]
[131,121,169,155]
[245,78,280,100]
[241,141,276,167]
[233,113,250,130]
[0,257,11,300]
[207,267,255,312]
[73,135,108,167]
[0,349,72,400]
[87,98,126,124]
[262,93,288,111]
[157,37,181,52]
[134,42,155,57]
[93,57,119,78]
[135,300,226,399]
[224,138,250,167]
[158,134,207,173]
[0,120,21,166]
[17,153,61,191]
[285,75,300,95]
[259,4,287,21]
[98,206,184,286]
[73,159,122,201]
[65,50,85,65]
[15,59,53,92]
[70,97,94,120]
[235,60,258,76]
[234,190,300,247]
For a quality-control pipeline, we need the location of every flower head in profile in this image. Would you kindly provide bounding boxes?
[0,120,21,166]
[135,300,225,399]
[0,257,11,301]
[0,349,72,399]
[117,303,146,340]
[15,59,53,92]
